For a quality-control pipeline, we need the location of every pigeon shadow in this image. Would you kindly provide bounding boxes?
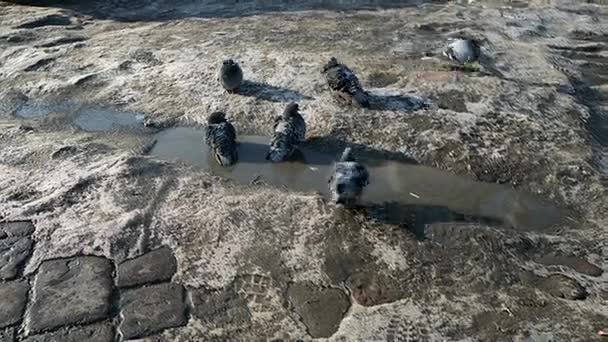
[363,201,504,240]
[303,136,418,166]
[238,80,313,103]
[235,135,418,167]
[233,140,309,164]
[366,92,430,112]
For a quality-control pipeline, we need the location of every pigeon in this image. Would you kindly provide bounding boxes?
[266,102,306,162]
[205,111,238,166]
[328,147,370,206]
[321,57,370,108]
[443,39,481,64]
[219,59,243,94]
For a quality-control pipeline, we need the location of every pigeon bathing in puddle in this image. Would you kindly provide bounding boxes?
[322,57,370,108]
[328,147,370,207]
[219,59,243,94]
[443,38,481,64]
[266,102,306,163]
[205,111,238,166]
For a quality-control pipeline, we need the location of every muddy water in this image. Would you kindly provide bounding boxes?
[14,102,146,132]
[149,127,563,231]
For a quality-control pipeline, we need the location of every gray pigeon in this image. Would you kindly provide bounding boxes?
[321,57,370,108]
[328,147,370,206]
[443,39,481,64]
[219,59,243,94]
[266,102,306,162]
[205,111,238,166]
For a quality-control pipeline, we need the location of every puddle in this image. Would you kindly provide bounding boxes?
[149,127,563,232]
[14,102,73,119]
[13,102,146,132]
[72,107,145,132]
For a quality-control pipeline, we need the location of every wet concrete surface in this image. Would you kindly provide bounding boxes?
[149,126,563,232]
[287,282,350,338]
[0,221,34,280]
[1,0,607,341]
[190,285,252,329]
[550,28,608,184]
[520,271,588,301]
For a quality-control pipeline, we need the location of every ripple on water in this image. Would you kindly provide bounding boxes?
[149,127,564,232]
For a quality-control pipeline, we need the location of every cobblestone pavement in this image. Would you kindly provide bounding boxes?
[0,221,194,342]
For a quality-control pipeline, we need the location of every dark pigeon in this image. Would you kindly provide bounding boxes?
[443,39,481,64]
[328,147,370,206]
[219,59,243,94]
[321,57,370,108]
[266,102,306,162]
[205,111,238,166]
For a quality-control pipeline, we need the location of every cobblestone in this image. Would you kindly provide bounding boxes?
[0,280,29,328]
[0,221,34,280]
[22,322,114,342]
[27,256,113,333]
[119,283,187,339]
[116,246,177,288]
[0,221,35,238]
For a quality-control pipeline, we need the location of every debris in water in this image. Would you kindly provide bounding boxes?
[409,192,420,199]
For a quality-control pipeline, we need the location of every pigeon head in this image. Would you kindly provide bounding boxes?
[340,147,356,162]
[223,59,236,66]
[208,111,227,124]
[282,102,300,118]
[322,57,339,73]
